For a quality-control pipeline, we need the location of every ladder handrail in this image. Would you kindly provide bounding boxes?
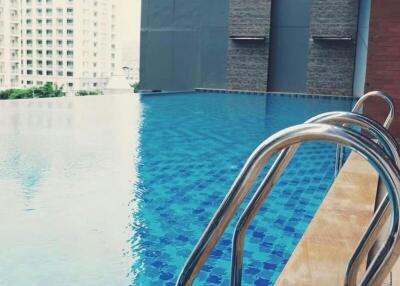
[176,123,400,286]
[231,111,400,286]
[352,91,395,128]
[345,195,391,285]
[335,91,395,176]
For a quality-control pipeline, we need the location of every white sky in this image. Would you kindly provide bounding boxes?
[114,0,141,63]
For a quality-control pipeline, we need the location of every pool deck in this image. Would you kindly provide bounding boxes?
[275,153,379,285]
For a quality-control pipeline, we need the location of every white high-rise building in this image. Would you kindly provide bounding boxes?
[0,0,21,89]
[19,0,117,94]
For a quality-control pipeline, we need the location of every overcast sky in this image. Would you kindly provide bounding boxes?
[115,0,141,63]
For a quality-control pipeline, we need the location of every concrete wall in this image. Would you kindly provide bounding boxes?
[139,0,229,91]
[365,0,400,137]
[306,0,359,96]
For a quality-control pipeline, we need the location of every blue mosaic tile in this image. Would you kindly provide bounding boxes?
[131,92,354,285]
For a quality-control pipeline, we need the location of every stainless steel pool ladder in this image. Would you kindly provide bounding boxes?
[335,91,395,176]
[345,92,397,286]
[231,111,400,286]
[176,109,400,285]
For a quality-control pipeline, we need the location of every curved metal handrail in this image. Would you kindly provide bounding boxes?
[335,91,395,176]
[176,123,400,286]
[342,92,396,285]
[231,111,400,286]
[352,91,395,128]
[345,196,391,286]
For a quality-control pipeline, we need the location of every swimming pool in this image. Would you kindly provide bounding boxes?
[0,91,355,285]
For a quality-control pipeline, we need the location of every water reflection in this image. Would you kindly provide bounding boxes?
[0,95,141,286]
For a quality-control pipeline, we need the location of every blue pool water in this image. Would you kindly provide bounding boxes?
[133,91,354,285]
[0,91,355,286]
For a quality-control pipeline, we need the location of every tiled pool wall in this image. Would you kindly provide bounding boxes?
[195,88,358,100]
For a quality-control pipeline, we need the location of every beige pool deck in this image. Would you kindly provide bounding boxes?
[276,152,381,285]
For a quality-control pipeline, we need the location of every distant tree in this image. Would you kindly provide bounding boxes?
[0,83,65,100]
[75,90,103,96]
[131,82,139,93]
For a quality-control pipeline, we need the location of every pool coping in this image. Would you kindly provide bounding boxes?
[275,152,379,285]
[139,88,357,102]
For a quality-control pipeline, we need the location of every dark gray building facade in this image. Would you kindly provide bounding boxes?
[139,0,230,91]
[140,0,370,96]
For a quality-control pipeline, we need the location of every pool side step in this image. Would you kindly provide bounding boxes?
[275,153,379,286]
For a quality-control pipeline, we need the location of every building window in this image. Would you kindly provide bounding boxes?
[46,71,53,75]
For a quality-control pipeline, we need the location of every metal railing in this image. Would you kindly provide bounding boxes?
[176,122,400,286]
[335,91,395,176]
[231,111,400,286]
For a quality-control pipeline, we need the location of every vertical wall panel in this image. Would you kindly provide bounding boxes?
[229,0,271,36]
[267,0,312,93]
[227,40,269,91]
[306,0,359,96]
[227,0,272,91]
[139,0,229,91]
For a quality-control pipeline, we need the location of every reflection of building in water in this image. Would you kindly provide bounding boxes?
[4,135,48,211]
